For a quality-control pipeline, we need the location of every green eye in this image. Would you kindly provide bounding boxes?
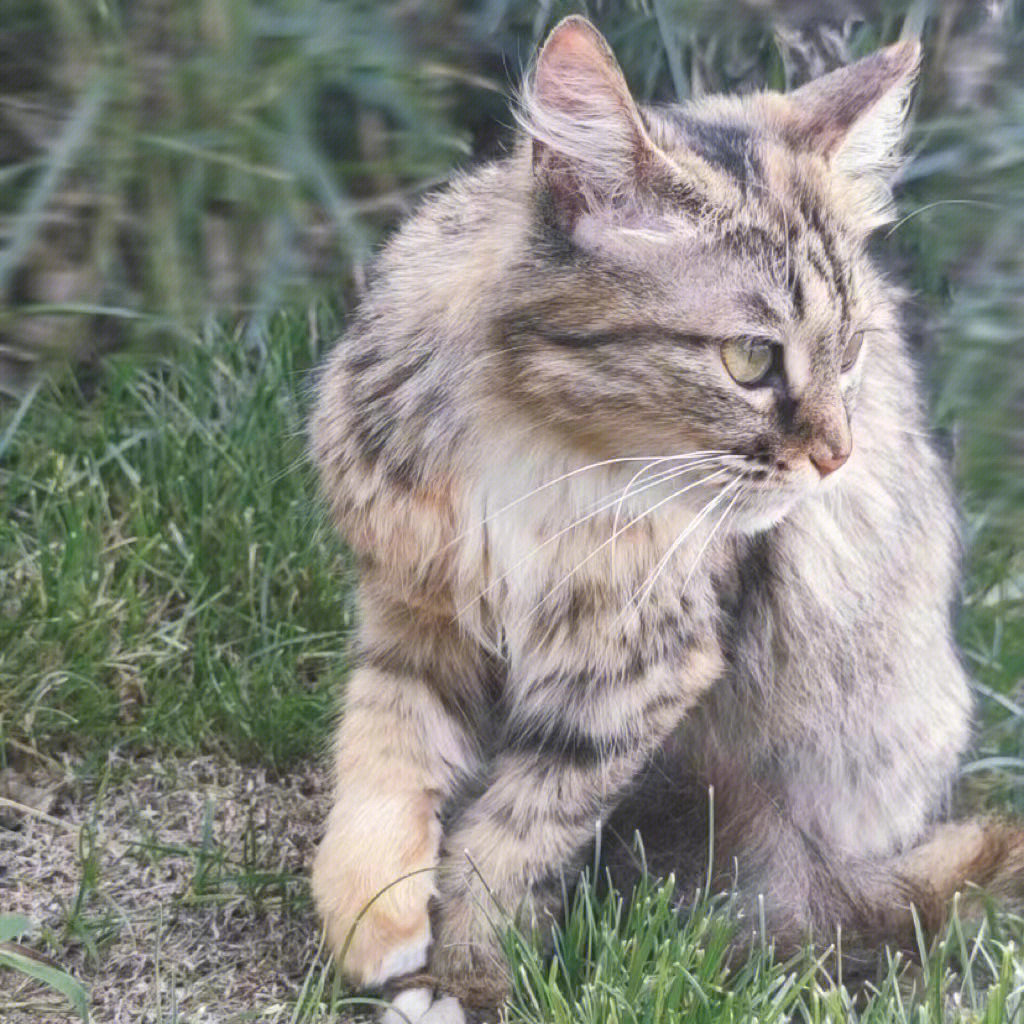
[841,330,865,371]
[721,338,774,386]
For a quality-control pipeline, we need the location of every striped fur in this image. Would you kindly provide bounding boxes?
[309,17,1022,1020]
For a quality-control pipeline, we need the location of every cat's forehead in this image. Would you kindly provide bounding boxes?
[574,199,859,344]
[646,96,863,226]
[602,106,864,335]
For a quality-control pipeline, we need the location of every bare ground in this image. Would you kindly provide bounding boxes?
[0,750,364,1023]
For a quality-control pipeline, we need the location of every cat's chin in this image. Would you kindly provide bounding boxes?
[729,491,806,535]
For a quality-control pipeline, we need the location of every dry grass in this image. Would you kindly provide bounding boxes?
[1,752,339,1023]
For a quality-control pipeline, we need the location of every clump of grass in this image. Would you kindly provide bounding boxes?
[501,872,1024,1024]
[0,308,351,770]
[1,0,469,377]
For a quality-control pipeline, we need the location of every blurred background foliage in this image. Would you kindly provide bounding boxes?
[2,1,1022,508]
[1,0,1023,777]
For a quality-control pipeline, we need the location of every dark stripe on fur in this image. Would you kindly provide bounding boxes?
[800,198,850,322]
[359,351,433,406]
[505,713,640,767]
[358,646,481,725]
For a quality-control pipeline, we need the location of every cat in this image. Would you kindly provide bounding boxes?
[308,16,1024,1024]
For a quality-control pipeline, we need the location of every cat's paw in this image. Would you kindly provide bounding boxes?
[311,789,441,986]
[380,988,466,1024]
[428,897,510,1019]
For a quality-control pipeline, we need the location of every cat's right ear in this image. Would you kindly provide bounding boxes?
[519,16,668,231]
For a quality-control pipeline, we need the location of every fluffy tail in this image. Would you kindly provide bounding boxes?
[602,769,1024,959]
[757,817,1024,958]
[893,818,1024,916]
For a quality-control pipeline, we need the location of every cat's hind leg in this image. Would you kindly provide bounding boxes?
[606,761,1024,962]
[718,804,1024,960]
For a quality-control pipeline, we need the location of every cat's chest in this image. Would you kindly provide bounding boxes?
[465,488,729,650]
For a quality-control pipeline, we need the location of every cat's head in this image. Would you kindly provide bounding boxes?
[499,16,919,531]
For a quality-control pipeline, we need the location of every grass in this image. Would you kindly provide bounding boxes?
[2,2,1024,1021]
[503,873,1024,1024]
[1,0,467,371]
[2,750,325,1022]
[0,914,90,1023]
[0,307,352,772]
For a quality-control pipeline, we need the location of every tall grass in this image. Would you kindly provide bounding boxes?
[0,310,349,770]
[503,871,1024,1024]
[0,0,467,377]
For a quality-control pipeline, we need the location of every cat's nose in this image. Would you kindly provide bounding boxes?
[809,441,851,478]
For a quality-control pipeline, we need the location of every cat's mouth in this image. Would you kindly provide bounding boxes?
[641,463,818,538]
[727,483,809,534]
[599,451,837,540]
[719,454,826,494]
[736,469,819,492]
[706,459,827,534]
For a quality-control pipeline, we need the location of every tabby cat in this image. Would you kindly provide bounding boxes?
[309,17,1024,1024]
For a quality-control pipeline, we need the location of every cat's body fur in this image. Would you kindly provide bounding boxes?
[309,18,1024,1023]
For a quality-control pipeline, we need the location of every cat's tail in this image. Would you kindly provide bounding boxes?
[710,793,1024,958]
[755,816,1024,957]
[889,817,1024,922]
[603,771,1024,958]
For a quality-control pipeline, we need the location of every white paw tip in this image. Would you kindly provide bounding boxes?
[380,987,433,1024]
[372,933,430,986]
[379,989,467,1024]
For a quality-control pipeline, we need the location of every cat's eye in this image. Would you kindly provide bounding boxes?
[841,331,865,372]
[721,338,774,386]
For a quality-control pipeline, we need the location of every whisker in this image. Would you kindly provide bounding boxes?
[505,468,732,630]
[681,481,744,591]
[894,427,944,440]
[476,450,727,529]
[623,477,742,621]
[445,450,729,554]
[885,199,997,239]
[457,459,726,617]
[610,454,723,541]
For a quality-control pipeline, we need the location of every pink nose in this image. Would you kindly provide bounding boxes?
[809,445,850,478]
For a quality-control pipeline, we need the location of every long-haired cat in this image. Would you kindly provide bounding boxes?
[309,17,1024,1023]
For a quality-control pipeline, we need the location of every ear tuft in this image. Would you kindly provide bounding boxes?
[784,40,921,226]
[531,16,635,123]
[518,16,656,228]
[787,40,920,177]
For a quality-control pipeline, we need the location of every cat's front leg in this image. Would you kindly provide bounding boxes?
[311,583,483,990]
[430,629,723,1016]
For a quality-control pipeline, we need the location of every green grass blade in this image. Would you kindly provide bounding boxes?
[0,946,90,1021]
[0,378,42,459]
[0,914,32,942]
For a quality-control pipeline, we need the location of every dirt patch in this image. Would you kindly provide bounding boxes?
[1,752,364,1022]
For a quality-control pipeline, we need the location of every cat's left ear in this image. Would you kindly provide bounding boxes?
[784,40,921,184]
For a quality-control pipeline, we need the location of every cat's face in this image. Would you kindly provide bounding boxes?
[500,17,918,531]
